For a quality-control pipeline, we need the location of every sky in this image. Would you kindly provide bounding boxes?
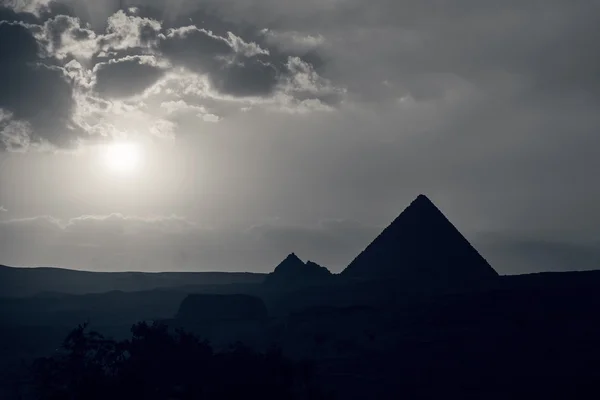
[1,0,600,274]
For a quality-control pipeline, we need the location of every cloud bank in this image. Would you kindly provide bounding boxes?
[0,4,343,151]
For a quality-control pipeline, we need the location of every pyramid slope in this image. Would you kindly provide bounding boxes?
[342,195,498,285]
[305,261,332,276]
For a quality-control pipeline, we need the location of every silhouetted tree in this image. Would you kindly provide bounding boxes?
[31,322,331,400]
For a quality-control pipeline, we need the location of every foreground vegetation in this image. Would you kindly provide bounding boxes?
[31,322,329,400]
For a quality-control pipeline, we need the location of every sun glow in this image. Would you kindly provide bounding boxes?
[103,142,142,174]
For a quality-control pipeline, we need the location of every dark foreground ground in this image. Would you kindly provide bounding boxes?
[2,271,600,399]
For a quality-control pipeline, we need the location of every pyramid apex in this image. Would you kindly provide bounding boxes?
[275,253,304,270]
[285,252,301,261]
[413,194,434,204]
[406,194,442,214]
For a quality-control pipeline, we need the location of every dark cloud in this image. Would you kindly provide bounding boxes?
[158,24,333,98]
[214,59,279,97]
[0,21,79,148]
[0,20,38,61]
[37,0,76,21]
[93,55,166,98]
[159,26,233,72]
[158,25,281,97]
[0,0,74,22]
[168,7,328,71]
[0,5,38,24]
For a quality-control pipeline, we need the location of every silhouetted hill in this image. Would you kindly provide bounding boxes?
[342,195,498,288]
[501,269,600,290]
[0,265,266,298]
[264,254,333,289]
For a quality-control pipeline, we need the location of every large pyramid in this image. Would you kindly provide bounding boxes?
[341,195,498,286]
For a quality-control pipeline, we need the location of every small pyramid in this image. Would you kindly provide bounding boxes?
[274,252,304,271]
[341,195,498,286]
[264,254,332,287]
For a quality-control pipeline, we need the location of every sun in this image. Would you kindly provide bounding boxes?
[103,142,142,174]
